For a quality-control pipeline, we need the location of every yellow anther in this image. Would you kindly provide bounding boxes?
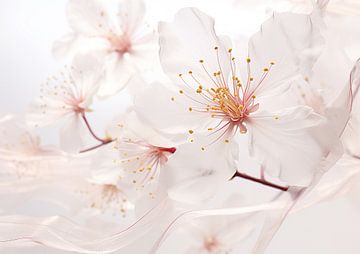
[228,48,232,53]
[225,139,229,143]
[270,62,275,65]
[199,59,204,63]
[214,46,218,50]
[263,68,269,72]
[246,57,251,63]
[208,128,213,131]
[188,107,193,112]
[171,97,175,101]
[179,90,184,94]
[274,116,279,120]
[188,70,193,74]
[250,77,254,81]
[178,73,182,77]
[252,95,256,99]
[201,147,205,151]
[188,130,194,134]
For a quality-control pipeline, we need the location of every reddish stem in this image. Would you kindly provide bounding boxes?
[81,113,107,143]
[79,112,114,153]
[231,170,289,192]
[79,140,112,153]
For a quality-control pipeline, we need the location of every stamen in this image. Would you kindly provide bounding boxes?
[178,47,274,144]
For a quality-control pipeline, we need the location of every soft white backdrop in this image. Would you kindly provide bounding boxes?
[0,1,359,253]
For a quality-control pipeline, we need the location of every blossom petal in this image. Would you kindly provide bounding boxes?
[248,12,324,97]
[163,135,239,204]
[133,81,210,134]
[66,0,112,36]
[159,8,231,89]
[117,0,146,36]
[249,106,326,186]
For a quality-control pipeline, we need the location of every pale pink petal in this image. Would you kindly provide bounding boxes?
[66,0,112,36]
[249,106,325,186]
[117,0,146,36]
[133,81,210,133]
[164,137,238,203]
[159,8,231,88]
[248,12,324,97]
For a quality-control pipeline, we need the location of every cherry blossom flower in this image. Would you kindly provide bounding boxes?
[134,8,339,186]
[88,110,239,207]
[0,115,64,179]
[53,0,158,97]
[27,55,103,150]
[181,215,254,254]
[76,167,132,216]
[100,111,177,202]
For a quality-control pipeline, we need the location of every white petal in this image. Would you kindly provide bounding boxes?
[249,106,326,186]
[159,8,231,89]
[117,0,146,36]
[133,81,210,134]
[66,0,112,36]
[52,33,110,60]
[163,135,238,204]
[59,114,85,152]
[97,52,135,97]
[248,12,324,97]
[70,54,103,105]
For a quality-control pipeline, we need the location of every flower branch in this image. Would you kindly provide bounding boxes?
[79,112,114,153]
[231,170,289,192]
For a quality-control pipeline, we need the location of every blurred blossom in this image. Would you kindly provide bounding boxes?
[53,0,159,97]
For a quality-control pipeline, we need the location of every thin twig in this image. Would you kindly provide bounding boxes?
[79,112,114,153]
[79,140,113,153]
[81,112,107,143]
[231,170,289,192]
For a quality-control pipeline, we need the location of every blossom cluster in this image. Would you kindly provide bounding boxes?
[1,0,360,253]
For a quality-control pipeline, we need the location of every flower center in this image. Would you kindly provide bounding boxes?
[39,69,92,116]
[108,33,132,55]
[114,138,176,192]
[203,236,219,251]
[87,183,128,216]
[176,47,274,142]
